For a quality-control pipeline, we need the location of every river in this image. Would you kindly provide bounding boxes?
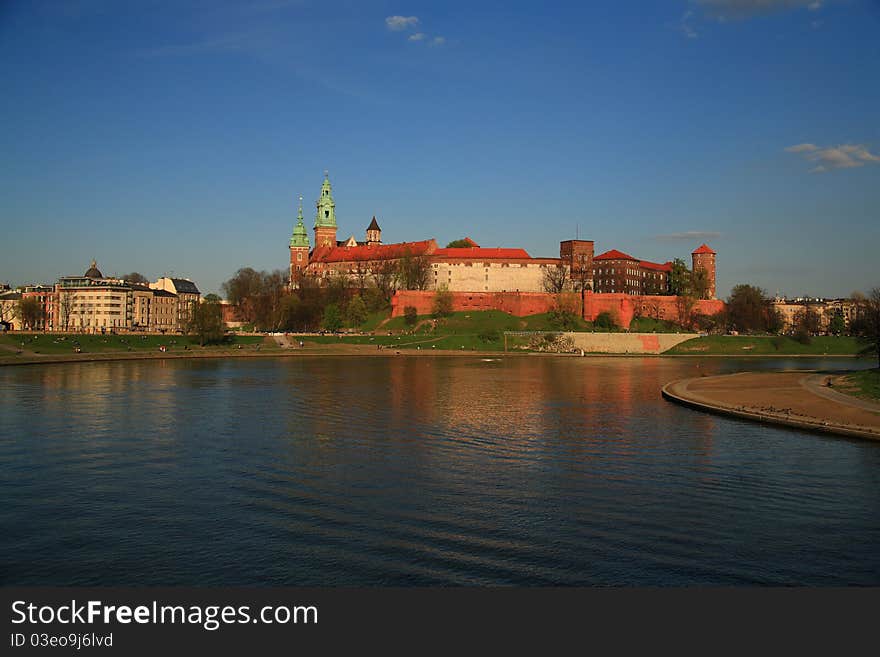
[1,356,878,585]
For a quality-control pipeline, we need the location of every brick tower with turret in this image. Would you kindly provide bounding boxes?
[289,195,310,286]
[314,171,338,248]
[691,244,717,300]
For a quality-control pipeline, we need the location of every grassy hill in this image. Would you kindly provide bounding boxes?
[665,335,862,356]
[0,332,271,356]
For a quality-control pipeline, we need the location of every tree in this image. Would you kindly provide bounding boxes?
[57,291,74,331]
[594,311,616,330]
[399,251,431,290]
[19,297,44,330]
[187,300,225,346]
[571,253,592,310]
[203,293,221,303]
[322,304,343,332]
[221,268,288,331]
[346,295,368,327]
[692,268,711,300]
[404,306,418,326]
[853,287,880,369]
[829,308,846,336]
[445,239,472,248]
[542,263,569,294]
[726,284,774,334]
[675,294,698,330]
[371,260,398,304]
[668,258,692,297]
[793,306,821,337]
[222,267,264,324]
[123,272,149,285]
[432,287,454,318]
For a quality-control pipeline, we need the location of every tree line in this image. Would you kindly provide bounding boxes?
[221,252,434,333]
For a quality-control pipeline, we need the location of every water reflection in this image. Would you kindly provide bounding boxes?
[0,356,877,586]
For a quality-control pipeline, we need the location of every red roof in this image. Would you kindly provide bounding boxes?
[433,247,531,259]
[310,239,436,263]
[639,260,672,272]
[692,243,716,255]
[594,249,638,261]
[463,237,479,247]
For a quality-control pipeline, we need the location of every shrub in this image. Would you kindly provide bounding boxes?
[404,306,418,326]
[594,311,616,330]
[478,329,501,343]
[432,288,453,318]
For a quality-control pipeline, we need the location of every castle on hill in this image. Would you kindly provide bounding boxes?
[288,173,716,300]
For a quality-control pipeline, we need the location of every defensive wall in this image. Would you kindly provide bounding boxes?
[392,290,724,327]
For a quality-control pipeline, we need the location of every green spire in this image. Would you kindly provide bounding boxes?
[315,170,337,229]
[290,195,310,248]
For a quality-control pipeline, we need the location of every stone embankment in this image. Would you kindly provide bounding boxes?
[662,371,880,440]
[563,332,700,354]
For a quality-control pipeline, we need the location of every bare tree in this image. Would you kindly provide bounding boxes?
[542,263,569,294]
[371,260,398,303]
[399,251,431,290]
[123,272,149,285]
[351,256,370,293]
[58,291,74,331]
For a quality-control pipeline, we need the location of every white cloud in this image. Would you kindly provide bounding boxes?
[679,10,699,38]
[430,36,446,46]
[385,15,419,31]
[695,0,824,19]
[408,32,426,41]
[786,143,880,173]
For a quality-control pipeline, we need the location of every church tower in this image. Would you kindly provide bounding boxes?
[366,216,381,245]
[314,171,338,248]
[289,195,310,286]
[691,244,717,300]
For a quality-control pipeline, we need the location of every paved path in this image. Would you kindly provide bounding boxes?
[662,371,880,441]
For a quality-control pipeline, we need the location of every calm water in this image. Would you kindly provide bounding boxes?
[1,356,878,586]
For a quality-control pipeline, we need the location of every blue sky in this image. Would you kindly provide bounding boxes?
[1,0,878,297]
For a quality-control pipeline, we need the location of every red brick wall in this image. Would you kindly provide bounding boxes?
[392,290,725,326]
[392,291,557,317]
[582,293,724,327]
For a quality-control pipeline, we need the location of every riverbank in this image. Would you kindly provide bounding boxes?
[662,371,880,441]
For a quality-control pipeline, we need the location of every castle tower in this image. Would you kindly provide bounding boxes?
[289,195,310,286]
[366,216,381,245]
[314,171,337,248]
[691,244,717,300]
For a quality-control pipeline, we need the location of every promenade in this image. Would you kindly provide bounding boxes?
[663,371,880,441]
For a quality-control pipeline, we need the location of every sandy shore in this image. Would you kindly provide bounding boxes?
[662,371,880,441]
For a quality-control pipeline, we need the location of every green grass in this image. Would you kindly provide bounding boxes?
[357,310,391,331]
[665,335,863,356]
[304,310,617,351]
[839,369,880,401]
[0,332,270,355]
[628,317,686,333]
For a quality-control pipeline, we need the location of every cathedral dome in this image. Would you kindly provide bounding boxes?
[84,260,103,279]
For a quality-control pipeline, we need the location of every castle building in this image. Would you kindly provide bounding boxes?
[288,173,717,297]
[592,250,672,295]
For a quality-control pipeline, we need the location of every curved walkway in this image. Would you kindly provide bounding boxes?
[662,371,880,441]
